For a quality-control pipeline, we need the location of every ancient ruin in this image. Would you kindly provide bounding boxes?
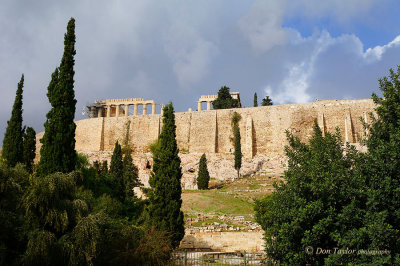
[87,98,161,118]
[197,92,242,111]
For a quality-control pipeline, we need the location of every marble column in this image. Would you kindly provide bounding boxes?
[134,104,138,116]
[106,105,111,118]
[207,101,211,110]
[97,107,102,118]
[125,104,129,117]
[152,103,156,115]
[116,104,120,117]
[198,101,202,111]
[143,104,147,115]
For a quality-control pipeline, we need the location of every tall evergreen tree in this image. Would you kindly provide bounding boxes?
[197,153,210,190]
[38,18,77,175]
[146,103,184,248]
[261,95,273,106]
[253,92,258,107]
[23,126,36,173]
[100,160,108,175]
[212,86,239,109]
[234,126,242,178]
[122,149,141,201]
[110,141,123,178]
[110,141,123,200]
[2,74,24,167]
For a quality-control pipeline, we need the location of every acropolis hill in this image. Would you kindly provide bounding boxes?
[36,96,376,189]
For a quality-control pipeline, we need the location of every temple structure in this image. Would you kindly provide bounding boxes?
[87,98,160,118]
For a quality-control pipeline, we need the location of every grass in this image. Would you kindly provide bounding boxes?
[182,174,279,221]
[182,189,254,218]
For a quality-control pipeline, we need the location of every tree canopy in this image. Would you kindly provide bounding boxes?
[2,74,24,167]
[212,86,239,109]
[261,96,273,106]
[197,153,210,190]
[146,103,185,248]
[38,18,77,175]
[253,92,258,107]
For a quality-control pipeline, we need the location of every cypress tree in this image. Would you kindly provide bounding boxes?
[146,103,184,248]
[38,18,77,175]
[234,126,242,178]
[253,92,258,107]
[122,148,141,200]
[110,141,123,178]
[100,160,108,175]
[23,126,36,173]
[197,153,210,190]
[110,141,123,200]
[2,74,24,167]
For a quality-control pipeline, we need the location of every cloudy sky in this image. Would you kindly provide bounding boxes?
[1,0,400,144]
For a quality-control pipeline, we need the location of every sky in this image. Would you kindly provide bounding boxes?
[1,0,400,144]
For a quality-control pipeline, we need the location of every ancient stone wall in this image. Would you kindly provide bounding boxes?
[36,98,376,159]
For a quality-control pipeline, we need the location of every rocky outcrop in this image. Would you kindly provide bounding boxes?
[81,151,287,190]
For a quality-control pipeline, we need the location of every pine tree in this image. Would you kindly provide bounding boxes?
[146,103,184,248]
[122,149,141,201]
[2,74,24,167]
[197,153,210,190]
[23,126,36,173]
[253,92,258,107]
[261,96,273,106]
[234,126,242,178]
[38,18,77,175]
[212,86,239,109]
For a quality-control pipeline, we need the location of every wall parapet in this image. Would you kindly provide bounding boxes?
[37,98,376,160]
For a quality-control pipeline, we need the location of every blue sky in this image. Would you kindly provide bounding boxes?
[1,0,400,144]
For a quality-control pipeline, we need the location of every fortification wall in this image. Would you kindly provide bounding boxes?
[36,98,376,159]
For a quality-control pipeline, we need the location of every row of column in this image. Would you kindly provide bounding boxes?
[91,103,157,118]
[197,100,212,111]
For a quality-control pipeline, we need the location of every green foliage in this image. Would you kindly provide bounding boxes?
[110,141,123,180]
[212,86,239,109]
[38,18,77,176]
[234,126,242,178]
[146,103,185,248]
[2,74,24,167]
[261,95,273,106]
[75,152,90,171]
[149,138,161,154]
[101,160,108,175]
[23,126,36,173]
[339,66,400,265]
[255,121,363,265]
[0,162,29,265]
[231,111,242,129]
[22,172,105,265]
[253,92,258,107]
[197,153,210,190]
[122,148,141,201]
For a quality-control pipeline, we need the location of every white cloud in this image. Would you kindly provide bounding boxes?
[163,23,218,88]
[238,0,288,53]
[364,35,400,62]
